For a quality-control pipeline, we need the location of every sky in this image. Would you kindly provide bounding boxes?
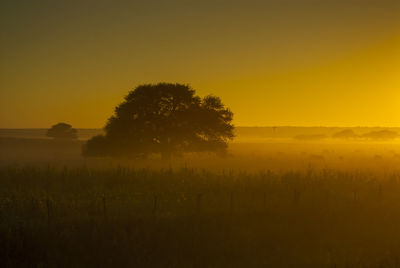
[1,0,399,128]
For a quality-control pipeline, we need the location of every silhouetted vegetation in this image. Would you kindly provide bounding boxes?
[333,129,357,139]
[83,83,234,158]
[2,166,400,267]
[2,131,400,266]
[362,130,399,140]
[46,123,77,140]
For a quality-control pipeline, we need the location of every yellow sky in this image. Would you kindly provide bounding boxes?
[1,0,399,128]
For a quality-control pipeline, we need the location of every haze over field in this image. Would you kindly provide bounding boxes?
[1,127,400,141]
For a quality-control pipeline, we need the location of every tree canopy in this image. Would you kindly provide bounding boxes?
[83,83,234,158]
[47,123,78,140]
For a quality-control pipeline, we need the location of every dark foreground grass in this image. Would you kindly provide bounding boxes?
[1,166,400,267]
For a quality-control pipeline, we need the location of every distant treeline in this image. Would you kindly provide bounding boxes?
[1,127,400,141]
[0,129,104,140]
[294,129,399,141]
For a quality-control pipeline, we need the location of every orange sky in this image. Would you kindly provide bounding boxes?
[1,0,399,128]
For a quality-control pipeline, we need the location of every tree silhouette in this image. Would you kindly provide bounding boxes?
[332,129,357,139]
[83,83,234,158]
[362,130,398,140]
[47,123,78,140]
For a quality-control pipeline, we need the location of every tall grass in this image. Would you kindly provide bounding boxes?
[2,166,400,266]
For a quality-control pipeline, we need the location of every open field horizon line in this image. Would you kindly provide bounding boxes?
[1,126,400,130]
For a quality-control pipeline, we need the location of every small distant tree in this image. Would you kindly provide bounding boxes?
[332,129,357,139]
[47,123,78,140]
[83,83,234,158]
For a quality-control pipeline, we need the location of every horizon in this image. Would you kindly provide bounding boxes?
[3,125,400,130]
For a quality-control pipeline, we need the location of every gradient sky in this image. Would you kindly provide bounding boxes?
[1,0,399,128]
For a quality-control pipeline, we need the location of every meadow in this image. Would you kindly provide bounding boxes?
[2,129,400,267]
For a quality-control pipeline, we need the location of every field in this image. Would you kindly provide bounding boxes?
[2,128,400,267]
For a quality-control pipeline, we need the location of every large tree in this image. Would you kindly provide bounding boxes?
[83,83,234,158]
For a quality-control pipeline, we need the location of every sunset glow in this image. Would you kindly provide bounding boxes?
[1,0,399,128]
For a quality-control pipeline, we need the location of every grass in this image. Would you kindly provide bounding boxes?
[2,166,400,267]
